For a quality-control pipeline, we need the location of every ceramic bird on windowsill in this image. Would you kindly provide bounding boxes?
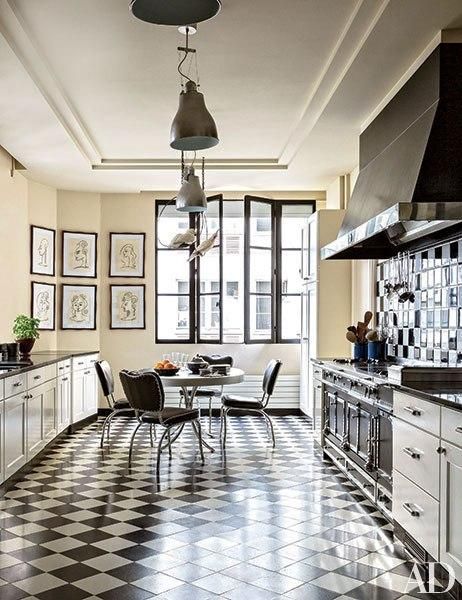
[168,228,196,249]
[188,230,219,262]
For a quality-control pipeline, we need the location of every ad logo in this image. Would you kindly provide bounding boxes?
[407,562,455,594]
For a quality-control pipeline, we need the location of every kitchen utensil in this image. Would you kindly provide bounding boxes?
[363,311,373,328]
[347,326,357,335]
[366,330,379,342]
[346,331,357,343]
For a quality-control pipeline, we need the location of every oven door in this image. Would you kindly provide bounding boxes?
[323,387,346,447]
[375,409,393,491]
[344,399,376,472]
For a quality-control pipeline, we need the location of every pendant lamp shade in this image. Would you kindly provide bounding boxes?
[170,81,219,151]
[129,0,221,26]
[176,167,207,212]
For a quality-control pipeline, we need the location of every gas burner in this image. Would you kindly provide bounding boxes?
[333,358,360,364]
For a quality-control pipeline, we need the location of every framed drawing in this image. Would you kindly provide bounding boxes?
[61,284,97,330]
[109,232,145,278]
[110,285,145,329]
[31,225,55,276]
[31,282,56,330]
[62,231,97,278]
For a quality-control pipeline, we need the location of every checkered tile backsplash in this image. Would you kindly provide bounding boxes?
[376,239,462,363]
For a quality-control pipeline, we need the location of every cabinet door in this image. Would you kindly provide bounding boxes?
[441,442,462,580]
[4,393,27,478]
[72,369,85,423]
[58,375,71,432]
[307,218,318,282]
[43,380,57,443]
[27,385,44,457]
[84,370,98,415]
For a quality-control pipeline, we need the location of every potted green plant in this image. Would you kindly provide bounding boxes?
[13,315,40,357]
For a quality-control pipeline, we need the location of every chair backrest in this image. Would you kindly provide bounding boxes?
[119,370,165,413]
[95,360,114,397]
[198,354,234,367]
[262,359,282,398]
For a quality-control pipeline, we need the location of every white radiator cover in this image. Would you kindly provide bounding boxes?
[164,375,300,410]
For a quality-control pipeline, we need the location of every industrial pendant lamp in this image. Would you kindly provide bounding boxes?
[170,27,219,151]
[130,0,221,26]
[176,160,207,213]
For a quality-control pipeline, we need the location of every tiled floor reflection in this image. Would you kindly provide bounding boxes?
[0,416,453,599]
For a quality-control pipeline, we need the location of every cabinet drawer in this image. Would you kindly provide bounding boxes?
[393,418,440,499]
[27,364,56,389]
[73,354,98,371]
[394,391,440,435]
[393,470,439,559]
[4,373,27,399]
[441,407,462,448]
[57,360,71,376]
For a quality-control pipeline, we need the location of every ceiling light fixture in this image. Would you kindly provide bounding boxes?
[170,27,219,151]
[176,155,207,213]
[129,0,221,26]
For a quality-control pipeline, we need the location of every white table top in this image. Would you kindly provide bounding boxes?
[158,367,245,388]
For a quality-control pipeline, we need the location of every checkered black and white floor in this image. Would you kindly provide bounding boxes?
[0,416,451,599]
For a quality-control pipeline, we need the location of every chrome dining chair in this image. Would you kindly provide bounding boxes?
[180,354,234,436]
[95,360,137,448]
[119,369,204,478]
[220,359,282,448]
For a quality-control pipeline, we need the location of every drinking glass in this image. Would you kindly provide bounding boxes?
[162,353,171,362]
[172,352,180,365]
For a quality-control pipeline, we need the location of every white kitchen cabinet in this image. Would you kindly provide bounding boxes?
[83,369,98,415]
[4,393,27,479]
[440,441,462,582]
[0,401,4,484]
[27,379,57,458]
[57,373,71,432]
[42,379,57,444]
[72,368,86,423]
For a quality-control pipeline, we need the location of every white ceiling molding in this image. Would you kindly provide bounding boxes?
[0,0,101,164]
[94,157,287,171]
[279,0,390,165]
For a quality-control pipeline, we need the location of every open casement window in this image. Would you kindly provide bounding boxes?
[155,196,223,343]
[244,196,316,343]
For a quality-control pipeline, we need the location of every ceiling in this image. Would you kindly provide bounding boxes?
[1,0,462,193]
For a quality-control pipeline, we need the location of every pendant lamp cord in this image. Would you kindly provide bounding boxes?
[177,27,195,85]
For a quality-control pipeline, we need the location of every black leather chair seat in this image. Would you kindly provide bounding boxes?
[113,399,132,410]
[222,395,263,410]
[141,407,200,426]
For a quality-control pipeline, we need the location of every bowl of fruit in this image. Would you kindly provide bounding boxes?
[154,360,180,376]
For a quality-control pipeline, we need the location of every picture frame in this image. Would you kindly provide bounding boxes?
[31,282,56,330]
[62,231,97,278]
[61,284,97,330]
[30,225,56,276]
[109,232,145,278]
[110,284,145,329]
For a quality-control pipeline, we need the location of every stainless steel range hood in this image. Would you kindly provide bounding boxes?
[322,35,462,260]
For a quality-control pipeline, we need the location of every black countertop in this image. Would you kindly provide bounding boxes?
[0,351,99,381]
[313,358,462,412]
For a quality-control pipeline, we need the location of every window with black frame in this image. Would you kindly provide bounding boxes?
[155,197,315,343]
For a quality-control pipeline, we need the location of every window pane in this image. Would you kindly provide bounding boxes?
[157,296,190,340]
[250,248,272,293]
[249,295,272,339]
[281,295,301,340]
[157,203,190,248]
[223,201,244,343]
[250,201,271,247]
[199,245,220,285]
[157,251,190,294]
[282,250,302,293]
[199,295,220,340]
[281,204,313,248]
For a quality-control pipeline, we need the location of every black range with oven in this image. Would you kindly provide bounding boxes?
[320,360,394,519]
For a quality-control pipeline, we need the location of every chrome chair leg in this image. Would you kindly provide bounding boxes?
[193,420,205,463]
[222,408,228,446]
[128,422,143,468]
[149,424,154,447]
[208,396,213,436]
[100,411,113,448]
[156,428,171,482]
[219,406,224,439]
[167,428,172,459]
[262,411,276,448]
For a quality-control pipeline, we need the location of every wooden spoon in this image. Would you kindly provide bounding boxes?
[346,331,358,344]
[363,311,373,328]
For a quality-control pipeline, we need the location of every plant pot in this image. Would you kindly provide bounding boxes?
[17,338,36,357]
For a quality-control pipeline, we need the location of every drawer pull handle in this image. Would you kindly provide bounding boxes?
[59,366,65,371]
[78,361,84,366]
[33,375,41,380]
[403,406,422,416]
[403,502,421,517]
[84,370,91,375]
[62,377,69,382]
[13,381,23,387]
[403,447,421,460]
[455,426,462,434]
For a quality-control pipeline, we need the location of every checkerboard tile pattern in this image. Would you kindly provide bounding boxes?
[0,416,453,599]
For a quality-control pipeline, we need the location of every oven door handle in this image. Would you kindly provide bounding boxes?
[403,502,422,518]
[402,447,421,460]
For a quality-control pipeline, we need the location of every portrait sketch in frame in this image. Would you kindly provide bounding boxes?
[62,231,97,278]
[31,282,56,330]
[110,285,145,329]
[61,284,97,330]
[31,225,55,276]
[109,233,145,278]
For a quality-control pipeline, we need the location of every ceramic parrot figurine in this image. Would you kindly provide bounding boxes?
[188,230,219,261]
[168,228,196,249]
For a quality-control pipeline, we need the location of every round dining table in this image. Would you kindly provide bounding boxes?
[159,368,245,452]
